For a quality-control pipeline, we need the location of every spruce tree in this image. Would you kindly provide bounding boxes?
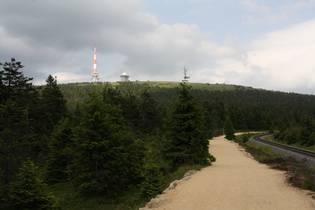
[0,58,34,105]
[9,160,58,209]
[140,143,164,198]
[139,90,160,134]
[164,82,211,169]
[46,118,74,183]
[72,91,131,196]
[0,58,39,197]
[40,75,67,131]
[0,100,30,197]
[224,116,235,140]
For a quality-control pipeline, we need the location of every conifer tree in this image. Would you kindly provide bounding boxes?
[139,90,160,134]
[164,81,211,169]
[40,75,67,131]
[0,58,34,105]
[0,100,30,197]
[72,91,131,196]
[46,118,74,183]
[0,58,39,197]
[224,116,235,140]
[9,160,58,209]
[140,143,163,198]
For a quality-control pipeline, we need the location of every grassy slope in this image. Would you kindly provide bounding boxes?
[49,165,204,210]
[60,81,240,90]
[58,81,242,111]
[266,135,315,152]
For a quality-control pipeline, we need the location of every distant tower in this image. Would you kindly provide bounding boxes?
[182,66,190,83]
[91,44,100,82]
[120,73,129,82]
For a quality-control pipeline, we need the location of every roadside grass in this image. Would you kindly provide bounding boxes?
[235,133,315,192]
[48,183,147,210]
[47,164,204,210]
[161,164,204,191]
[265,135,315,152]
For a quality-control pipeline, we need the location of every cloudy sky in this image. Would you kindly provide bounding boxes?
[1,0,315,94]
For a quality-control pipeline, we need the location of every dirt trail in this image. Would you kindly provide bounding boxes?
[148,135,315,210]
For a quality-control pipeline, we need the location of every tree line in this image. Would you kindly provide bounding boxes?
[0,59,214,208]
[2,58,315,208]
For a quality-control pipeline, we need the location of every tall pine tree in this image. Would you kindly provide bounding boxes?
[224,116,235,140]
[9,160,57,209]
[139,89,160,134]
[0,58,35,105]
[164,82,212,169]
[40,75,67,132]
[0,59,38,198]
[72,91,132,196]
[46,118,74,183]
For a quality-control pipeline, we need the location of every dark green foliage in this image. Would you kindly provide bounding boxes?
[0,58,35,105]
[275,117,315,147]
[242,133,251,143]
[72,92,132,196]
[0,99,30,197]
[284,131,299,144]
[125,137,145,185]
[103,86,144,133]
[140,137,166,198]
[102,85,123,106]
[0,59,51,199]
[3,58,315,207]
[306,131,315,147]
[164,83,211,169]
[228,104,247,130]
[9,160,58,210]
[299,118,315,146]
[40,75,68,131]
[46,118,74,183]
[139,90,161,134]
[121,93,141,129]
[140,163,163,198]
[224,116,235,140]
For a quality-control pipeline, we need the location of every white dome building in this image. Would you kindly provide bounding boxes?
[120,73,129,82]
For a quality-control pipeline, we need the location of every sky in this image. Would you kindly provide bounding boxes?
[1,0,315,94]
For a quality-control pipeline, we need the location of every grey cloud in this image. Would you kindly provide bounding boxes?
[0,0,248,87]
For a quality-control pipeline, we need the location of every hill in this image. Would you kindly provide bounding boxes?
[58,81,253,110]
[3,68,315,209]
[59,81,315,142]
[58,81,315,125]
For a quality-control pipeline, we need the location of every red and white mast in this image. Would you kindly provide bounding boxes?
[91,44,100,82]
[93,44,97,73]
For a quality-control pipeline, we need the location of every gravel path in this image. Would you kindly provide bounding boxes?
[146,135,315,210]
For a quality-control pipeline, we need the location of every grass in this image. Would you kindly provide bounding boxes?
[48,183,148,210]
[289,143,315,152]
[161,164,204,191]
[265,135,315,152]
[59,81,243,91]
[46,164,204,210]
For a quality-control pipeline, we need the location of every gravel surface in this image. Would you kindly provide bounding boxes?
[145,135,315,210]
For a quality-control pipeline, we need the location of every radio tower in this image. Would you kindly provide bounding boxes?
[91,44,100,82]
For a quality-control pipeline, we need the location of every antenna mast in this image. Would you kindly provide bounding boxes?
[91,44,100,82]
[182,66,190,83]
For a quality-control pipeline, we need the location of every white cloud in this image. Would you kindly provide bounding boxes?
[245,19,315,92]
[241,0,259,11]
[53,72,90,84]
[241,0,315,24]
[1,0,315,94]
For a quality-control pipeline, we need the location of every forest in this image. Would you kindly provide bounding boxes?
[1,58,315,209]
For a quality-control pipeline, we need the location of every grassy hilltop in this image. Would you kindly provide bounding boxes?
[58,81,252,111]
